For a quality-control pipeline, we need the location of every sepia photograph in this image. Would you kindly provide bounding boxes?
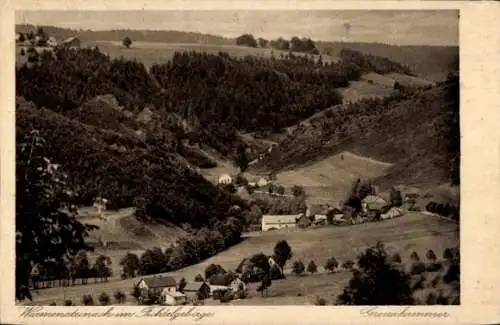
[13,8,460,308]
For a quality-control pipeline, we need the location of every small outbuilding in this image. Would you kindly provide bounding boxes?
[218,173,232,185]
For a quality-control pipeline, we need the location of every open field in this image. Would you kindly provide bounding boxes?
[76,207,187,280]
[274,151,393,205]
[88,41,340,69]
[26,212,458,305]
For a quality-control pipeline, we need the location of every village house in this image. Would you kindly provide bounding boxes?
[137,275,177,301]
[47,36,58,48]
[257,177,268,187]
[161,290,187,306]
[261,214,299,231]
[218,173,232,185]
[362,195,388,213]
[306,203,330,219]
[184,281,211,301]
[62,36,81,49]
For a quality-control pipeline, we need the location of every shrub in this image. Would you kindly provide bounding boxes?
[219,291,234,303]
[342,260,355,271]
[194,274,204,282]
[307,260,317,274]
[324,257,338,272]
[410,251,420,262]
[426,293,438,305]
[49,301,56,306]
[292,260,305,276]
[314,296,327,305]
[427,261,443,272]
[410,262,427,275]
[426,249,437,262]
[82,294,94,306]
[99,292,110,305]
[130,285,141,303]
[114,290,126,304]
[291,185,305,197]
[336,242,414,305]
[64,299,73,306]
[205,264,226,280]
[391,253,402,264]
[411,274,426,290]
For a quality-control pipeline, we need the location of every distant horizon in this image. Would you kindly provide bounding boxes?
[15,10,459,46]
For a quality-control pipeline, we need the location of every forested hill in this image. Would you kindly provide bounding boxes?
[259,73,460,188]
[316,41,458,81]
[16,96,244,228]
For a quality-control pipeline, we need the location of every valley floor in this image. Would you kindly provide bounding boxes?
[22,212,458,306]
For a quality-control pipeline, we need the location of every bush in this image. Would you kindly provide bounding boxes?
[342,260,355,271]
[426,292,438,305]
[194,274,204,282]
[336,242,414,305]
[410,251,420,262]
[219,291,234,303]
[325,257,338,272]
[292,185,305,197]
[205,264,226,280]
[426,249,437,262]
[411,274,426,290]
[307,260,317,274]
[391,253,402,264]
[64,299,73,306]
[49,301,56,306]
[82,294,94,306]
[314,296,327,305]
[410,262,427,275]
[427,262,443,272]
[114,290,126,304]
[130,285,141,303]
[99,292,110,305]
[292,260,305,276]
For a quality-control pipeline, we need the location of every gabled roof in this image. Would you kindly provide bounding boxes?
[63,36,79,43]
[184,281,209,292]
[140,276,177,288]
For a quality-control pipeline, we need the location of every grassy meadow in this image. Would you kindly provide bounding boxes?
[26,212,458,306]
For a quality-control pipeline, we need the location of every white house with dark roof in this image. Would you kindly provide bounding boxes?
[261,214,299,231]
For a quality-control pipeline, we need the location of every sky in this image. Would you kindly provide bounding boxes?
[15,10,459,46]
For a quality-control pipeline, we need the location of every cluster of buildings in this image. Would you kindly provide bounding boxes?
[135,274,247,305]
[261,194,405,232]
[16,32,81,50]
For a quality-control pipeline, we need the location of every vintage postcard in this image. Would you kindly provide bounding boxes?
[1,0,499,324]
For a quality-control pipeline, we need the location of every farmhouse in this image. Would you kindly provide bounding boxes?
[261,214,299,231]
[362,195,388,212]
[306,203,329,219]
[47,36,58,48]
[62,36,81,49]
[137,275,177,299]
[184,281,211,300]
[257,177,268,187]
[218,173,232,185]
[161,290,187,306]
[381,207,404,220]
